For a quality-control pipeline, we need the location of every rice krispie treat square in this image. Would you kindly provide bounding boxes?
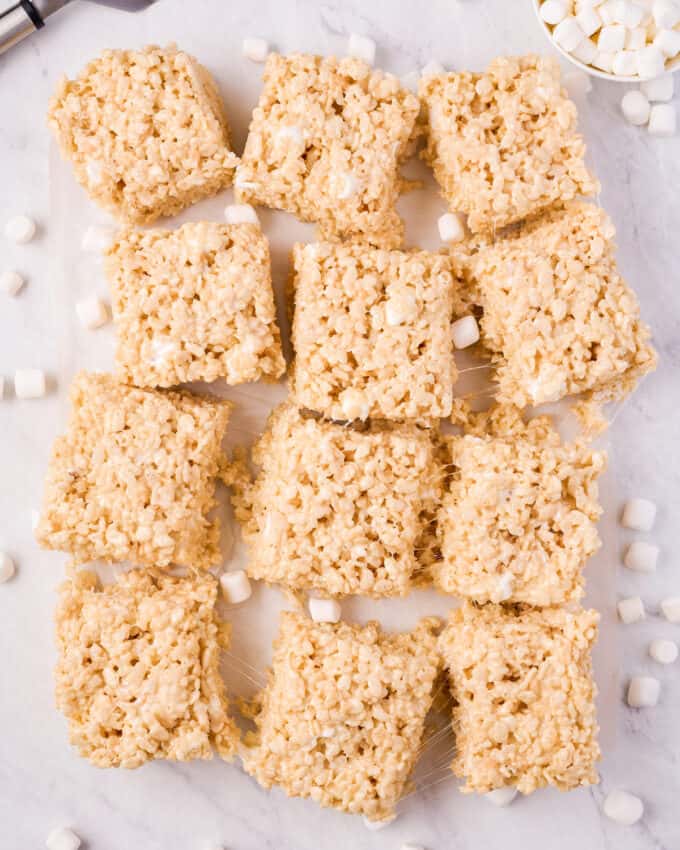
[235,53,420,248]
[290,242,457,421]
[439,603,600,794]
[48,44,237,225]
[35,372,231,569]
[106,222,285,388]
[467,202,657,406]
[55,569,239,768]
[232,404,441,597]
[432,429,606,606]
[242,612,441,821]
[419,55,599,234]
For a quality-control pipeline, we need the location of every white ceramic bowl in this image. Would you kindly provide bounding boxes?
[532,0,680,82]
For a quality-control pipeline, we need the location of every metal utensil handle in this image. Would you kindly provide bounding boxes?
[0,1,44,55]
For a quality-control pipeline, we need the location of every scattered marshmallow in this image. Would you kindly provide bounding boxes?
[641,74,675,101]
[636,45,666,78]
[31,509,40,532]
[45,826,81,850]
[654,27,680,57]
[563,69,594,97]
[603,789,644,826]
[599,23,626,52]
[653,0,680,28]
[485,786,518,806]
[348,33,376,65]
[660,596,680,623]
[14,368,46,399]
[76,296,109,330]
[81,225,115,253]
[363,816,395,831]
[242,37,269,62]
[451,315,480,349]
[624,541,659,572]
[621,89,651,123]
[621,498,657,531]
[627,675,660,708]
[613,49,639,75]
[437,211,465,243]
[554,17,586,51]
[308,597,342,623]
[0,270,25,296]
[421,59,445,77]
[541,0,569,24]
[219,570,252,604]
[0,553,15,583]
[5,214,36,244]
[617,596,645,624]
[401,845,426,850]
[649,638,678,664]
[648,102,677,135]
[224,204,259,225]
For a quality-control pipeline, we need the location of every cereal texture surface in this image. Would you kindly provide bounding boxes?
[439,603,600,794]
[290,241,456,421]
[107,222,285,388]
[48,44,237,224]
[236,53,420,247]
[232,404,441,597]
[420,55,599,233]
[242,612,441,821]
[467,202,657,406]
[35,372,230,569]
[55,569,238,768]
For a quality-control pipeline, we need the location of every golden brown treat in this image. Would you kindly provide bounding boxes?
[290,241,457,421]
[242,612,441,821]
[55,569,238,768]
[236,53,420,247]
[439,603,600,794]
[232,404,441,597]
[106,222,285,388]
[35,372,231,569]
[419,55,599,234]
[48,45,237,224]
[466,202,657,406]
[433,431,606,605]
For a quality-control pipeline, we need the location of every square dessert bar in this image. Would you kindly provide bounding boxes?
[106,222,285,388]
[433,428,606,606]
[420,54,599,234]
[55,569,239,768]
[48,44,237,224]
[35,371,231,569]
[236,53,420,248]
[290,242,457,421]
[242,612,441,821]
[467,202,657,406]
[439,603,600,794]
[232,403,441,597]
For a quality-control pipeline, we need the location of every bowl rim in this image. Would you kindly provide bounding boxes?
[531,0,680,83]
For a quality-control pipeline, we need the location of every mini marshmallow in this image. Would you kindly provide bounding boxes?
[571,38,599,65]
[0,270,25,296]
[385,293,417,326]
[661,596,680,622]
[563,69,594,96]
[421,59,445,77]
[599,0,619,24]
[627,675,660,707]
[400,845,426,850]
[337,171,360,199]
[554,17,586,50]
[31,509,40,532]
[242,37,269,62]
[641,74,675,100]
[0,552,15,583]
[624,540,659,572]
[541,0,570,24]
[626,26,648,49]
[636,45,666,78]
[81,225,115,253]
[613,49,639,74]
[621,498,657,531]
[576,6,603,34]
[348,33,376,65]
[45,827,81,850]
[598,23,626,51]
[14,368,46,399]
[621,90,651,123]
[654,27,680,56]
[451,315,480,349]
[617,596,645,624]
[5,214,36,244]
[219,570,252,604]
[653,0,680,28]
[308,597,342,623]
[649,638,678,664]
[363,816,395,831]
[593,50,616,71]
[648,102,677,135]
[485,786,518,806]
[224,204,259,225]
[603,790,644,825]
[438,211,465,243]
[617,1,646,27]
[76,296,109,330]
[340,388,369,420]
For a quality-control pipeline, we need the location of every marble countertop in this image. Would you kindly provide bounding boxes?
[1,1,679,848]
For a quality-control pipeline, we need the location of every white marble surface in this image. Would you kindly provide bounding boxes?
[1,1,679,849]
